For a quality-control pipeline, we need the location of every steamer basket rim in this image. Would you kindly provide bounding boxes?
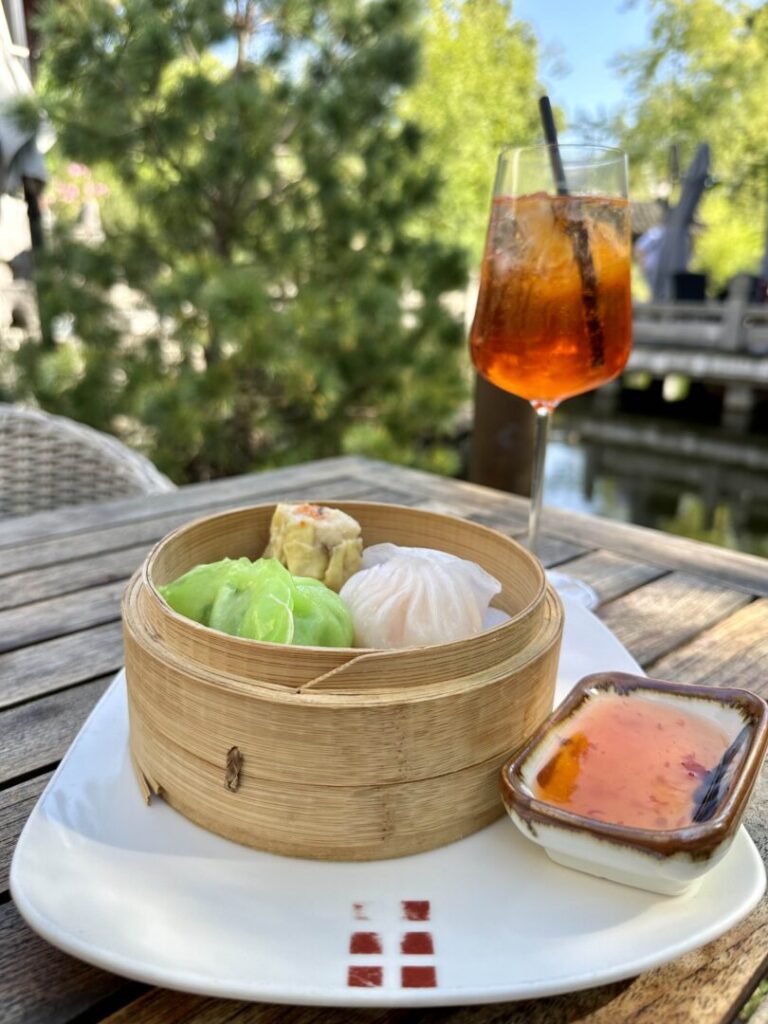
[141,499,548,657]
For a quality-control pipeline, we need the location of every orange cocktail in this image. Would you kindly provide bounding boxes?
[470,192,632,408]
[468,141,631,553]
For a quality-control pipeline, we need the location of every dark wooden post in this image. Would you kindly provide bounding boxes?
[468,374,535,496]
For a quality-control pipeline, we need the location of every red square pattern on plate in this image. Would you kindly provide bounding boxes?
[352,902,369,921]
[402,900,430,921]
[401,966,437,988]
[347,966,383,988]
[401,931,434,955]
[347,902,437,989]
[350,932,383,955]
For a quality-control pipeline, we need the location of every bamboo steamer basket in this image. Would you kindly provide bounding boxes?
[123,501,564,860]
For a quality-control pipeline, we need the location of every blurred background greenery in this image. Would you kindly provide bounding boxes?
[3,0,768,501]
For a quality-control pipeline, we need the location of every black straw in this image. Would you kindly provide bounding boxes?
[538,96,569,196]
[537,94,605,368]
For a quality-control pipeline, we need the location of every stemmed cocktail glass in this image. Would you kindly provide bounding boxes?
[469,143,632,569]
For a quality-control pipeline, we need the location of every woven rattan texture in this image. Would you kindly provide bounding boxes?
[0,404,175,518]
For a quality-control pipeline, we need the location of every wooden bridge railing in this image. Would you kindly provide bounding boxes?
[633,299,768,354]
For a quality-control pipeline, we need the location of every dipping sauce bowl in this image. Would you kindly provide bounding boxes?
[500,672,768,895]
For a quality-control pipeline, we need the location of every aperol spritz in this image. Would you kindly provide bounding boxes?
[470,146,632,550]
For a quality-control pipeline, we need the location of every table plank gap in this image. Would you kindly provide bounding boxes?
[101,991,414,1023]
[0,547,148,611]
[349,459,768,596]
[647,599,768,697]
[0,900,136,1024]
[0,760,60,798]
[554,550,669,605]
[404,500,591,567]
[535,536,594,568]
[62,982,150,1024]
[0,622,124,710]
[748,981,768,1024]
[577,904,768,1024]
[0,581,124,655]
[0,771,52,892]
[730,964,768,1024]
[597,573,753,667]
[0,676,112,786]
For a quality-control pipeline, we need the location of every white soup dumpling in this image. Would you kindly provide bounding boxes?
[339,543,502,649]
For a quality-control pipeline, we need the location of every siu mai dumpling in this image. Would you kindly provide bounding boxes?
[339,543,502,649]
[264,502,362,592]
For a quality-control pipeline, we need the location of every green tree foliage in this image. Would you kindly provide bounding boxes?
[615,0,768,291]
[400,0,543,262]
[9,0,469,482]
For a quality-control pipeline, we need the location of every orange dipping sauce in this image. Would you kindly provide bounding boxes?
[533,693,731,829]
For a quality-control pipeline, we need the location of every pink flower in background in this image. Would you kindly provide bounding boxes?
[84,181,110,199]
[56,183,80,203]
[51,163,110,210]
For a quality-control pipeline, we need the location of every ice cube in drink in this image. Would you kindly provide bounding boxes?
[469,193,632,407]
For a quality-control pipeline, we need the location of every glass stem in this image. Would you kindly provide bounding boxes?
[527,404,553,554]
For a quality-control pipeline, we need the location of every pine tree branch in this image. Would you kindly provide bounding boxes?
[234,0,259,72]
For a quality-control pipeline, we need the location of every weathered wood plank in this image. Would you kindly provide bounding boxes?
[0,622,124,709]
[648,600,768,697]
[0,581,124,654]
[575,910,768,1024]
[408,498,590,567]
[380,474,531,531]
[529,512,767,598]
[348,460,768,596]
[102,993,412,1023]
[556,551,668,605]
[0,546,148,612]
[100,990,633,1024]
[598,574,752,667]
[534,536,592,569]
[0,773,51,892]
[0,456,372,550]
[0,676,111,785]
[0,901,137,1024]
[407,496,529,534]
[0,473,380,578]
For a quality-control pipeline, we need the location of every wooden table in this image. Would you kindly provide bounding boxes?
[2,455,767,1024]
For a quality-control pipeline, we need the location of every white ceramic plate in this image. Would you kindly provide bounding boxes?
[11,598,765,1007]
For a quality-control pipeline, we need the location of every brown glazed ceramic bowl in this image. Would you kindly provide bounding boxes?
[500,672,768,895]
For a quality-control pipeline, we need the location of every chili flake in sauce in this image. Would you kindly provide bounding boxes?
[533,693,730,829]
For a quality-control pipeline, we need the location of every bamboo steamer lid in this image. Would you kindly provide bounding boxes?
[123,501,564,860]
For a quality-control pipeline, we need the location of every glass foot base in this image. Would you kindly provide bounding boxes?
[546,570,599,610]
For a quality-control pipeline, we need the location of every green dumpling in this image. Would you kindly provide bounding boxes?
[158,556,353,648]
[158,557,252,625]
[292,576,354,648]
[209,559,296,644]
